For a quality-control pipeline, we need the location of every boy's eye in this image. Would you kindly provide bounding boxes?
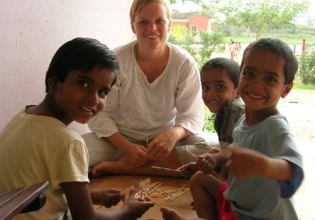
[79,81,89,88]
[216,84,226,90]
[242,71,253,77]
[202,85,209,92]
[266,76,276,82]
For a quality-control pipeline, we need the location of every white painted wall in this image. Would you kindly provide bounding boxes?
[0,0,134,134]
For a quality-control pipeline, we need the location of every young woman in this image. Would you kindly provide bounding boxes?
[82,0,214,177]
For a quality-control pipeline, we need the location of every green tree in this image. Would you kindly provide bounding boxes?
[170,0,309,42]
[169,25,198,61]
[299,45,315,84]
[169,25,225,69]
[198,31,225,67]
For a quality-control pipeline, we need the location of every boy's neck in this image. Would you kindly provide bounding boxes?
[26,94,72,126]
[244,107,279,126]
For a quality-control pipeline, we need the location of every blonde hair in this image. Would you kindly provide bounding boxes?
[129,0,171,21]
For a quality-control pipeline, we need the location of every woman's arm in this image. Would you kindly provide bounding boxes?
[174,53,204,134]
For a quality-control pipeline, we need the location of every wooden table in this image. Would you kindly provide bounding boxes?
[90,175,198,220]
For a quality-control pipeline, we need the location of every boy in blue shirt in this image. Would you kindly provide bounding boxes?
[161,38,304,220]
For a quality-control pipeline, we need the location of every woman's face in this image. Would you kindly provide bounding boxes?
[131,2,170,50]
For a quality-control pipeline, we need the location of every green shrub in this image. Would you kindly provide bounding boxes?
[298,45,315,84]
[203,105,215,133]
[168,25,225,69]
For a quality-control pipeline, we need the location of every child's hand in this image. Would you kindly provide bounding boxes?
[123,189,154,219]
[92,188,122,208]
[196,153,217,174]
[223,145,267,178]
[178,162,197,178]
[160,207,185,220]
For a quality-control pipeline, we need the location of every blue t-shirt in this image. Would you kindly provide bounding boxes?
[224,114,304,219]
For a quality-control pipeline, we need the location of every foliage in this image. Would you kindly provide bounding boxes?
[169,25,225,69]
[169,0,309,42]
[169,25,198,62]
[203,104,215,132]
[197,31,225,67]
[298,45,315,84]
[293,83,315,90]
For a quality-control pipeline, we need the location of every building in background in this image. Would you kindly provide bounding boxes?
[171,12,213,32]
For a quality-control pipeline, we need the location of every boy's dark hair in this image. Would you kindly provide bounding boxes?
[241,38,298,84]
[45,38,119,92]
[200,57,240,88]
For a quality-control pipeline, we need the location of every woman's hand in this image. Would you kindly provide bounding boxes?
[123,143,151,167]
[146,131,177,160]
[105,133,151,167]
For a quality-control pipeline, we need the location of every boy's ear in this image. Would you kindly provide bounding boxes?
[281,83,293,98]
[47,77,58,92]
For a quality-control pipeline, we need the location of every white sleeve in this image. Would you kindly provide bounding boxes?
[174,54,204,133]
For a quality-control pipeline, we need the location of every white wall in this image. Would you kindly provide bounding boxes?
[0,0,134,134]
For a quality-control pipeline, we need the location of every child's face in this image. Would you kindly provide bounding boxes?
[201,68,238,113]
[239,49,292,112]
[53,67,116,124]
[131,2,170,49]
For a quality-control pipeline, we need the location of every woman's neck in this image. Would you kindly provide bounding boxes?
[135,43,169,63]
[134,43,170,83]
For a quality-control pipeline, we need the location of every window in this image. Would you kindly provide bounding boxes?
[191,25,197,32]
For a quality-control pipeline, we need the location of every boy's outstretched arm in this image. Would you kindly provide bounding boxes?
[225,146,294,180]
[61,182,154,220]
[90,187,122,208]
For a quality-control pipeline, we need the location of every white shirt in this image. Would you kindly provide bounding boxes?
[88,41,204,140]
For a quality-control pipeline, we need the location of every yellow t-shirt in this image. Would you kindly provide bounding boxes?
[0,109,89,220]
